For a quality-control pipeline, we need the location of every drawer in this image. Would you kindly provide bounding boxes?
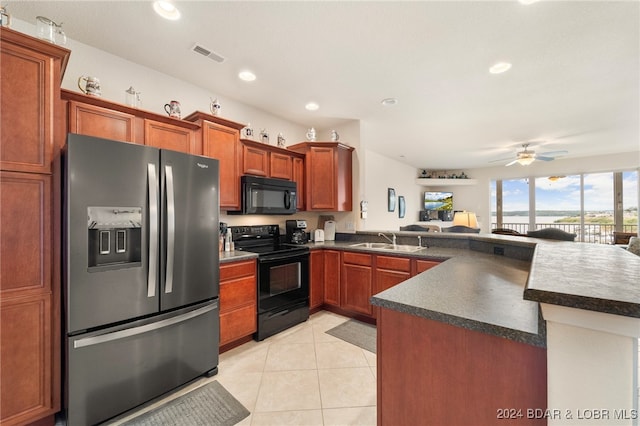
[376,255,411,272]
[220,259,256,281]
[220,275,256,313]
[342,251,372,266]
[220,305,256,345]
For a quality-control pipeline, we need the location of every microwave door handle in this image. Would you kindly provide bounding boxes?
[165,165,175,294]
[147,164,158,298]
[284,190,291,210]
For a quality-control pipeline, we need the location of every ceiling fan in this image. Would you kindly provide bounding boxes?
[490,143,568,166]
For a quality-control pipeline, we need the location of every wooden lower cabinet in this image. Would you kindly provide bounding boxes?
[413,259,441,275]
[309,250,324,309]
[323,250,341,307]
[375,255,411,294]
[377,307,547,425]
[341,252,373,316]
[219,260,257,347]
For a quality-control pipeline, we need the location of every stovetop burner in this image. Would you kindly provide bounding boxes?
[230,225,309,257]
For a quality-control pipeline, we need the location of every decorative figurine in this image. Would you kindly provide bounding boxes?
[306,127,316,142]
[330,130,339,142]
[125,86,141,107]
[164,100,181,118]
[260,129,269,144]
[210,97,221,116]
[242,123,253,139]
[277,132,286,148]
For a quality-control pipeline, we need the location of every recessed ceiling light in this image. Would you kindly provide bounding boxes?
[238,70,256,82]
[153,1,181,20]
[305,102,319,111]
[381,98,398,106]
[489,62,512,74]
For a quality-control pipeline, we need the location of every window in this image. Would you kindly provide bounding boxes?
[492,169,638,243]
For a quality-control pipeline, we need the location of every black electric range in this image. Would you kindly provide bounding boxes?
[229,225,310,341]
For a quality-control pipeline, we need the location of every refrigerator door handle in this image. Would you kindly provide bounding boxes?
[147,163,159,298]
[165,165,175,294]
[73,303,217,349]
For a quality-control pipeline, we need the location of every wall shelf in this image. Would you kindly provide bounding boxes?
[415,178,477,186]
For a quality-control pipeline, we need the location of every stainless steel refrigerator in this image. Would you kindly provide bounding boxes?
[63,134,220,425]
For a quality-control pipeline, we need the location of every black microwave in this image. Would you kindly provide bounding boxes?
[233,175,297,215]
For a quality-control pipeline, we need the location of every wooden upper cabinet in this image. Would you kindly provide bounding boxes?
[183,112,245,211]
[288,142,354,211]
[242,143,269,177]
[270,152,293,180]
[68,101,137,143]
[292,157,305,210]
[62,90,200,155]
[144,119,198,154]
[0,28,70,174]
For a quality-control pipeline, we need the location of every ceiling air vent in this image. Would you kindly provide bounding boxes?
[191,43,225,63]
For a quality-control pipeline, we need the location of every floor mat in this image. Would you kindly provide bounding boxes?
[325,319,376,353]
[121,381,250,426]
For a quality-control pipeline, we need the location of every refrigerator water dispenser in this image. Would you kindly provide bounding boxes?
[88,206,142,269]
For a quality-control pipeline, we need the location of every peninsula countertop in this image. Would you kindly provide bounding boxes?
[316,233,640,347]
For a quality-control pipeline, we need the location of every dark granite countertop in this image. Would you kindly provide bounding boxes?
[524,242,640,318]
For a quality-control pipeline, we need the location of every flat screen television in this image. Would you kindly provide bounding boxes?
[424,191,453,211]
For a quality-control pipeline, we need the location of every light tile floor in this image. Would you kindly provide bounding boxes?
[107,311,376,426]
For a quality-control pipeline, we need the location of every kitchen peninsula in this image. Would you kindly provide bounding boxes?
[324,232,640,426]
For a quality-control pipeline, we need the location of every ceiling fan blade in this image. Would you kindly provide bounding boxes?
[505,159,519,166]
[539,150,568,157]
[535,155,555,161]
[489,156,515,163]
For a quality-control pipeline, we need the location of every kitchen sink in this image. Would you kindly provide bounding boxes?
[349,242,426,252]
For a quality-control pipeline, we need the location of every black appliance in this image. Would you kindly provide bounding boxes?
[63,134,220,425]
[286,219,309,244]
[231,175,297,215]
[420,209,453,221]
[231,225,310,340]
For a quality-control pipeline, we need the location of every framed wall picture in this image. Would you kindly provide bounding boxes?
[398,196,406,218]
[388,188,396,212]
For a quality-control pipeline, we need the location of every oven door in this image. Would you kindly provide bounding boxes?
[257,251,309,313]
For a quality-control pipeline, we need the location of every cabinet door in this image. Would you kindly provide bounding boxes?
[144,119,197,154]
[375,255,411,294]
[323,250,341,307]
[68,101,137,143]
[1,172,51,295]
[293,157,305,210]
[1,295,54,425]
[202,122,241,210]
[270,152,293,180]
[309,250,324,309]
[307,146,337,210]
[242,144,269,176]
[1,38,58,173]
[341,252,373,316]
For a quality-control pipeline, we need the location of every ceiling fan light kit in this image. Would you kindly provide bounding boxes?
[493,143,569,166]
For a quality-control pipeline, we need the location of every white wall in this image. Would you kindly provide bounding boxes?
[361,149,422,231]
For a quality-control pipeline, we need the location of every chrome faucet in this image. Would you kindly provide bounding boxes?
[378,232,396,246]
[417,235,421,247]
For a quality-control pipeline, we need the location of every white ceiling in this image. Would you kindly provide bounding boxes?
[8,1,640,170]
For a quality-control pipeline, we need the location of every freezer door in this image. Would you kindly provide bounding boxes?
[160,150,219,310]
[65,300,219,426]
[65,134,160,333]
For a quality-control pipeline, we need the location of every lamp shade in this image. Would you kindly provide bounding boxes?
[452,211,478,228]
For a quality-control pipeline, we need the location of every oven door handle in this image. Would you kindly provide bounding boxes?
[259,252,309,263]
